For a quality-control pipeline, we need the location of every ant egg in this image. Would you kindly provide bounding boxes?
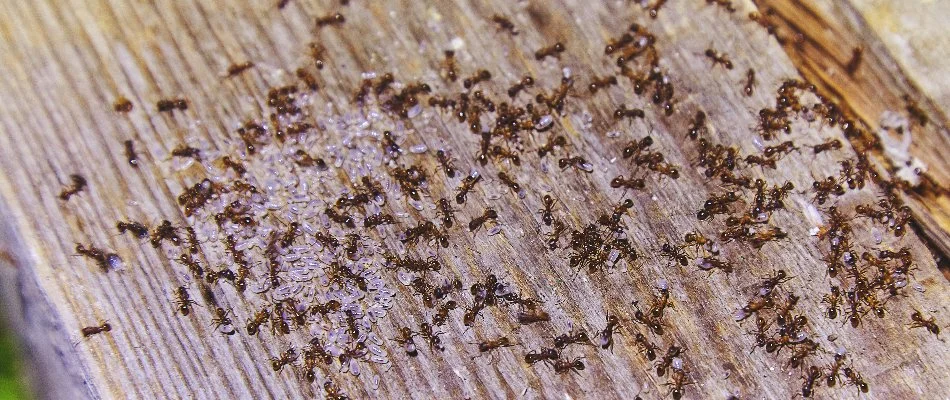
[487,226,503,236]
[409,144,428,154]
[733,309,749,321]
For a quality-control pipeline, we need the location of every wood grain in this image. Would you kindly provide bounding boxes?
[0,1,948,399]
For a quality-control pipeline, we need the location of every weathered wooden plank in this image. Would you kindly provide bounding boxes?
[0,1,948,399]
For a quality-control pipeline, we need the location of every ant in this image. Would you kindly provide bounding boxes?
[113,97,132,112]
[435,198,456,228]
[516,307,551,324]
[394,327,419,357]
[271,348,298,372]
[173,286,196,316]
[316,12,345,27]
[456,171,482,204]
[419,322,445,351]
[211,307,236,335]
[845,47,863,75]
[705,49,733,69]
[546,220,568,250]
[633,332,658,360]
[614,105,645,121]
[157,98,188,112]
[589,75,618,94]
[812,138,842,154]
[534,42,565,61]
[611,175,645,191]
[476,336,516,355]
[296,68,319,91]
[538,195,557,226]
[469,208,499,233]
[491,14,518,35]
[537,135,566,158]
[599,314,622,351]
[558,156,593,173]
[687,111,707,140]
[81,322,112,337]
[666,367,691,400]
[435,149,457,178]
[552,357,585,374]
[58,174,87,201]
[660,243,689,267]
[246,307,270,335]
[822,285,842,319]
[654,344,682,376]
[553,330,593,349]
[707,0,736,13]
[843,366,869,393]
[171,145,201,161]
[75,243,120,272]
[463,70,492,89]
[117,220,149,239]
[909,310,940,336]
[525,347,559,365]
[743,69,755,96]
[433,300,458,326]
[225,61,254,78]
[122,140,139,168]
[497,172,522,195]
[903,94,929,126]
[508,75,534,98]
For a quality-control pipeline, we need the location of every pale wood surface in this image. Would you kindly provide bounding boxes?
[0,1,948,399]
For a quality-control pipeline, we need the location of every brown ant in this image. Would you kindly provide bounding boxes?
[822,285,842,319]
[157,98,188,112]
[497,172,522,195]
[599,314,622,351]
[825,353,846,387]
[634,332,658,360]
[537,135,566,158]
[553,330,593,349]
[909,310,940,336]
[704,49,733,69]
[812,138,842,154]
[225,61,254,77]
[173,286,196,316]
[419,322,445,351]
[655,345,682,376]
[308,42,326,70]
[558,155,593,173]
[117,220,149,239]
[271,348,298,372]
[589,75,618,94]
[246,307,270,335]
[491,14,518,35]
[456,171,482,204]
[611,175,645,191]
[434,149,457,178]
[393,327,419,357]
[316,12,345,27]
[743,69,755,96]
[296,68,319,91]
[660,243,689,267]
[469,208,498,233]
[476,336,516,355]
[508,75,534,98]
[121,140,140,168]
[614,105,645,121]
[113,97,133,112]
[843,366,869,393]
[845,47,863,75]
[525,347,559,365]
[534,42,565,61]
[800,365,821,397]
[687,111,708,140]
[552,357,585,374]
[211,307,236,335]
[58,174,87,201]
[75,243,120,272]
[81,322,112,337]
[665,366,691,400]
[706,0,736,12]
[432,300,458,326]
[463,70,492,89]
[537,195,557,226]
[546,220,567,250]
[171,145,201,161]
[516,307,551,324]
